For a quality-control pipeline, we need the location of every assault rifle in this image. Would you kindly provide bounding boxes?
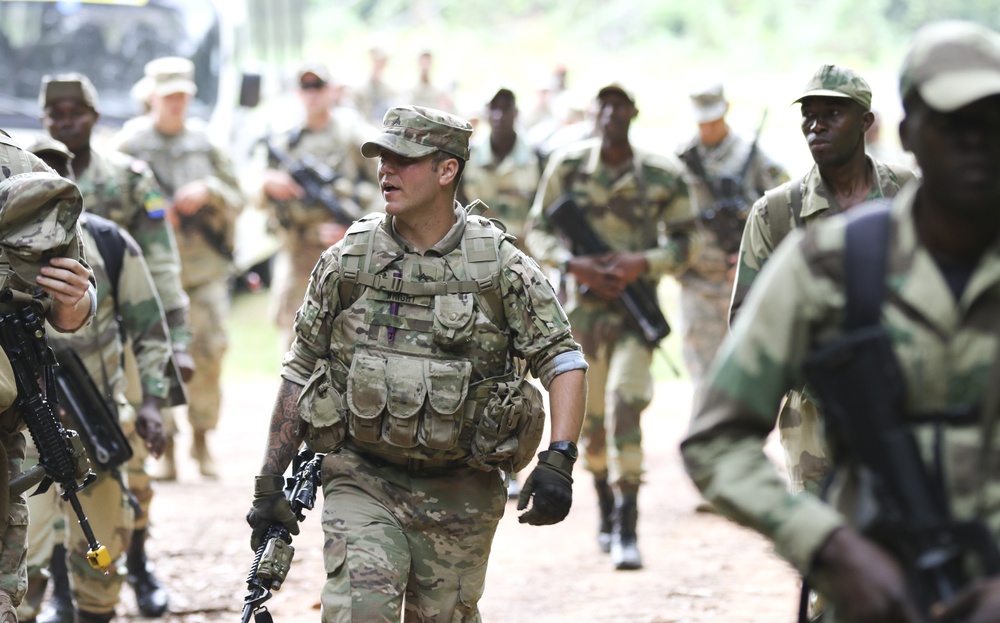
[679,110,768,259]
[802,207,1000,619]
[545,194,670,347]
[0,293,111,571]
[262,137,362,227]
[241,449,324,623]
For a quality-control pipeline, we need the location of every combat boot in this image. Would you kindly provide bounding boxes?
[191,429,218,478]
[38,544,73,623]
[73,610,113,623]
[610,486,643,570]
[149,436,177,481]
[594,476,614,553]
[126,528,169,617]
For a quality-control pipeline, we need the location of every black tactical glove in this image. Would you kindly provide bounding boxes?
[517,450,574,525]
[246,474,299,551]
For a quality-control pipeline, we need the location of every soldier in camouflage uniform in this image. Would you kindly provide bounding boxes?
[683,21,1000,621]
[246,106,587,622]
[524,84,701,570]
[255,63,379,353]
[19,137,173,623]
[39,74,187,617]
[113,57,245,480]
[0,130,96,623]
[675,80,788,386]
[727,66,917,497]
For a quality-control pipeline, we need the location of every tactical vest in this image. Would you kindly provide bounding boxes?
[297,208,545,473]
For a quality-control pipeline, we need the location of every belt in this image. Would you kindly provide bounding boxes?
[345,444,470,475]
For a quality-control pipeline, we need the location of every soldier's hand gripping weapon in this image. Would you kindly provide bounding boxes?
[261,137,362,227]
[241,449,324,623]
[0,292,110,571]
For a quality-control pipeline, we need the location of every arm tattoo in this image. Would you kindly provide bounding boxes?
[260,379,307,475]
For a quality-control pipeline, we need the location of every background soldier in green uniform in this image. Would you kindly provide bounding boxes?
[728,65,916,496]
[676,79,787,386]
[38,74,187,616]
[525,83,700,570]
[0,131,95,623]
[683,21,1000,622]
[246,106,587,622]
[19,137,173,623]
[113,57,245,480]
[254,63,379,353]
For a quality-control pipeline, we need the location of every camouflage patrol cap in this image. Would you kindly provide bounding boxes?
[0,171,82,287]
[145,56,197,97]
[793,64,872,110]
[900,20,1000,112]
[24,135,74,163]
[40,73,99,112]
[298,62,332,86]
[689,81,728,123]
[597,83,636,105]
[361,106,472,161]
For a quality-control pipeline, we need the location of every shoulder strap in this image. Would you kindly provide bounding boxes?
[843,204,893,330]
[765,176,804,247]
[84,214,128,306]
[338,214,382,310]
[885,162,916,188]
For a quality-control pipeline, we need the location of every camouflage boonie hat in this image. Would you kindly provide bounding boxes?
[0,171,82,286]
[40,73,99,112]
[900,20,1000,112]
[145,56,197,97]
[361,106,472,161]
[793,64,872,110]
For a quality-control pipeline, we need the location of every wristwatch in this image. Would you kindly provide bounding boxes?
[548,440,579,462]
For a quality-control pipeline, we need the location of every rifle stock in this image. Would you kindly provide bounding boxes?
[241,449,324,623]
[544,194,670,346]
[262,137,361,227]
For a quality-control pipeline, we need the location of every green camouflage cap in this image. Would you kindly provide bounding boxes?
[24,135,74,163]
[900,20,1000,112]
[793,64,872,110]
[361,106,472,161]
[40,72,99,112]
[0,171,82,287]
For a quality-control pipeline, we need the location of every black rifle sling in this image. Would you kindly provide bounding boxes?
[843,204,892,329]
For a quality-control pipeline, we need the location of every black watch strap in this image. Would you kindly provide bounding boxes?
[548,440,578,461]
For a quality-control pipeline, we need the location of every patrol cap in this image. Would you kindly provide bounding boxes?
[24,135,74,164]
[900,20,1000,112]
[298,62,331,87]
[689,81,728,123]
[597,82,636,105]
[39,73,99,112]
[144,56,197,97]
[793,64,872,111]
[0,171,83,286]
[488,87,516,106]
[361,106,473,161]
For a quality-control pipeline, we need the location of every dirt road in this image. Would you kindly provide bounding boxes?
[109,378,800,623]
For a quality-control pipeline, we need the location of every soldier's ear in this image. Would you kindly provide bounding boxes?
[437,157,459,187]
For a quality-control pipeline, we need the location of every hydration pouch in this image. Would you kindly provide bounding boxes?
[468,372,546,473]
[297,358,346,453]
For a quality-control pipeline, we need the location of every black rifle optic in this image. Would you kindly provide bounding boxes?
[241,449,325,623]
[545,194,670,347]
[679,110,768,259]
[802,206,1000,620]
[0,291,110,571]
[262,137,362,227]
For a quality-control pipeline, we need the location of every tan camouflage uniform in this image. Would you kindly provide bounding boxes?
[24,214,172,616]
[677,131,787,384]
[0,132,90,617]
[729,157,913,494]
[254,110,379,352]
[113,116,244,435]
[525,137,699,487]
[460,131,540,251]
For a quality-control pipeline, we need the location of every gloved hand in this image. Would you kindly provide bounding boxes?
[246,474,299,551]
[517,450,574,525]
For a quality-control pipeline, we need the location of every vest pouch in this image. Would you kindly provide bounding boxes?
[418,359,472,450]
[383,356,426,448]
[297,358,346,453]
[346,353,388,444]
[468,374,546,473]
[432,294,475,349]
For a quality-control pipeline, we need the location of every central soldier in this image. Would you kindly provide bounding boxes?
[246,106,587,622]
